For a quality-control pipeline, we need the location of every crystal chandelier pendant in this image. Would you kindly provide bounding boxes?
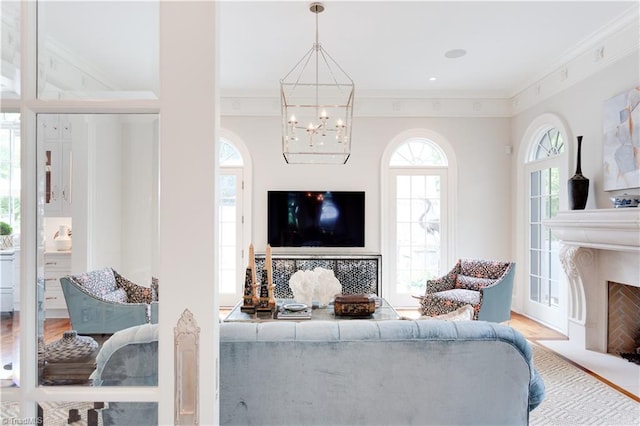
[280,2,354,164]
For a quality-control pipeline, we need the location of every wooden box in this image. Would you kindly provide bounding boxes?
[334,294,376,316]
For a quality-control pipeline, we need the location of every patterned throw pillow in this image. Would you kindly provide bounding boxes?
[460,259,508,280]
[72,267,117,298]
[114,270,155,304]
[455,275,496,291]
[421,304,474,321]
[101,288,128,303]
[151,276,159,301]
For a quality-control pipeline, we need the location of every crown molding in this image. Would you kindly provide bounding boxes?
[510,9,639,115]
[221,8,639,119]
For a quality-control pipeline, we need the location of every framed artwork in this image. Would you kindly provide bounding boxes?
[603,87,640,191]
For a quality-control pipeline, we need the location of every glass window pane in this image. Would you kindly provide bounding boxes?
[410,175,426,198]
[396,199,410,222]
[38,1,159,99]
[390,139,446,166]
[37,114,159,386]
[396,223,410,245]
[530,224,541,249]
[530,196,540,223]
[1,113,20,388]
[396,175,410,198]
[1,2,20,99]
[530,249,540,276]
[530,275,540,302]
[220,140,243,166]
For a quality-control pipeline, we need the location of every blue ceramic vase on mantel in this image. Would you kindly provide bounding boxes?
[568,135,589,210]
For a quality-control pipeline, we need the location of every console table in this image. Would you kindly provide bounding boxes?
[253,254,382,298]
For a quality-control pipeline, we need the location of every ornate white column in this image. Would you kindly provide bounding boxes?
[558,245,605,350]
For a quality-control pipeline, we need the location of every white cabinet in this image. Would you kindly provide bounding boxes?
[41,115,73,217]
[44,251,71,318]
[0,250,15,312]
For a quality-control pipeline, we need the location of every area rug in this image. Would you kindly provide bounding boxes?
[1,401,103,426]
[530,343,640,425]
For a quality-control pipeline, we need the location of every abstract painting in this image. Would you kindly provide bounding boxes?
[603,87,640,191]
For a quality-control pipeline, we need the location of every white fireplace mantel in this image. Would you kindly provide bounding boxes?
[543,208,640,252]
[543,208,640,353]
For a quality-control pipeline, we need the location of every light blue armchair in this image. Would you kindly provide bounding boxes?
[60,267,158,334]
[414,259,516,322]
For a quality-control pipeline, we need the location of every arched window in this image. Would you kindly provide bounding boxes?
[382,130,456,307]
[519,115,570,332]
[218,132,251,306]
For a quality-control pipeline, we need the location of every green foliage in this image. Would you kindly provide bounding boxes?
[0,221,12,236]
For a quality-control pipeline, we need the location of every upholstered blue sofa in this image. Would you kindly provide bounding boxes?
[90,319,545,425]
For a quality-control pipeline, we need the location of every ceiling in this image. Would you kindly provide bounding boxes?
[31,1,638,100]
[218,1,638,99]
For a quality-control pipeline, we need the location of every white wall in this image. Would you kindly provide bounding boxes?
[509,51,639,315]
[83,115,158,285]
[511,52,640,209]
[120,118,157,284]
[221,115,513,261]
[91,116,124,270]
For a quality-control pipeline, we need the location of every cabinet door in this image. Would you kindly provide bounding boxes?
[43,141,63,215]
[44,253,71,317]
[41,116,73,217]
[61,141,72,212]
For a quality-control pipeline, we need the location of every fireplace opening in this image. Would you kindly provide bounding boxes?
[607,281,640,361]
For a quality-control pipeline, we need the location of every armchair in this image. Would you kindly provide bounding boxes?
[414,259,515,322]
[60,267,158,334]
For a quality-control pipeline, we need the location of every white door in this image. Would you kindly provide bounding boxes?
[523,127,568,332]
[218,168,244,306]
[383,137,450,307]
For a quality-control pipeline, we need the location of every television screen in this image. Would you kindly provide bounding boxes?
[268,191,365,247]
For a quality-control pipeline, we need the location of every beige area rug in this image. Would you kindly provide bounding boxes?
[530,343,640,425]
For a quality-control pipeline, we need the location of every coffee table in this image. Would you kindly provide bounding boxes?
[223,297,400,322]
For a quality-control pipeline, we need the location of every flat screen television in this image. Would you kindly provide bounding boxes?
[268,191,365,247]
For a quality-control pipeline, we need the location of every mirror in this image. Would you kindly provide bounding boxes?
[36,113,159,386]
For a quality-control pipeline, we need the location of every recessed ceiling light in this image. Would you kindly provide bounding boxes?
[445,49,467,59]
[429,77,437,81]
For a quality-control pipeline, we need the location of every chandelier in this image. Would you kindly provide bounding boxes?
[280,2,354,164]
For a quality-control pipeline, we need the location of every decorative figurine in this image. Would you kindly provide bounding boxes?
[256,269,272,312]
[266,244,276,310]
[240,267,256,313]
[257,245,277,314]
[241,244,257,313]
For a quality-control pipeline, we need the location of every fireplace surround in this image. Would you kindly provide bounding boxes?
[544,208,640,354]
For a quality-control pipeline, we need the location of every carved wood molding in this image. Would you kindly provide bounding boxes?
[175,309,200,425]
